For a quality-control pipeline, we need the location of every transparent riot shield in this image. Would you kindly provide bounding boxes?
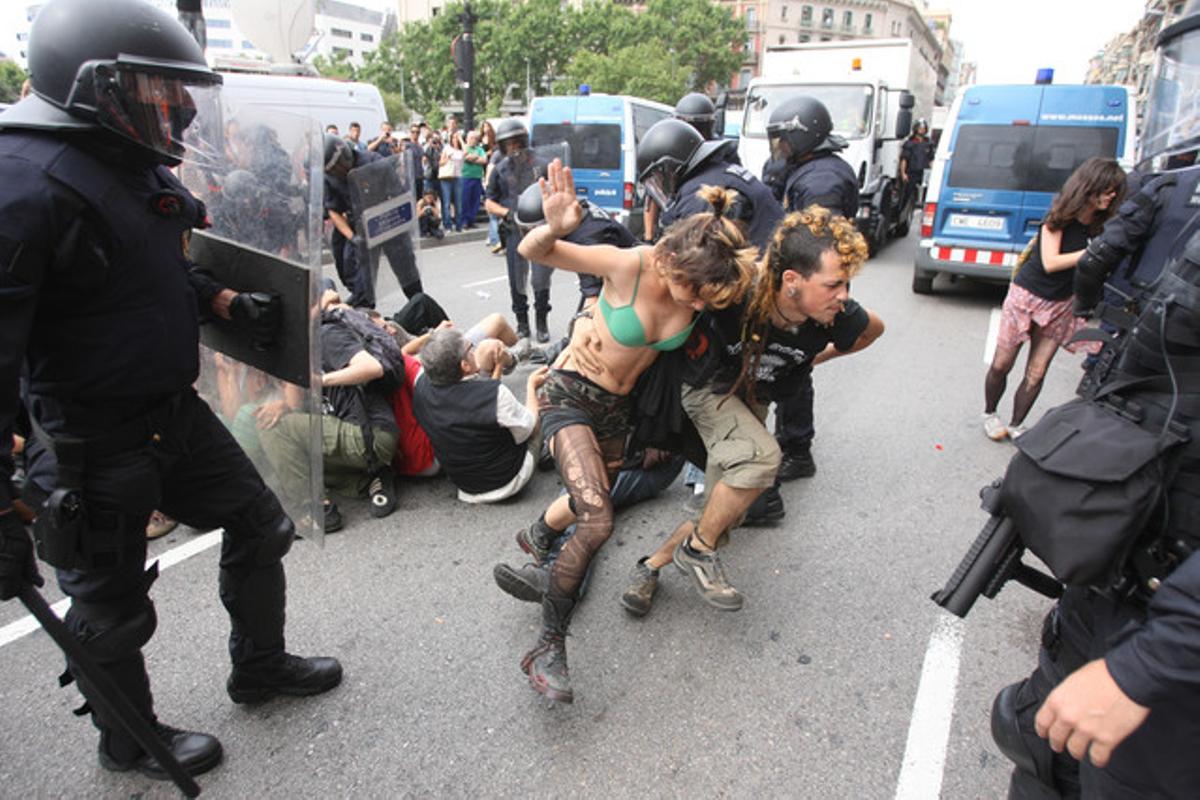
[179,102,326,544]
[499,143,571,203]
[348,148,422,310]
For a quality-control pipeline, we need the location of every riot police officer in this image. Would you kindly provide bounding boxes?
[324,133,380,308]
[0,0,341,780]
[990,4,1200,796]
[762,95,860,480]
[673,92,719,141]
[484,118,554,342]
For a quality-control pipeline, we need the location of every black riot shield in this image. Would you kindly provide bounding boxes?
[348,150,422,307]
[179,105,325,544]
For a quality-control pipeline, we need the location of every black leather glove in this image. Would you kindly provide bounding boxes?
[230,291,282,351]
[504,209,516,228]
[0,511,43,601]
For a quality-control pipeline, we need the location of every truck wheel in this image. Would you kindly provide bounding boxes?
[912,268,935,294]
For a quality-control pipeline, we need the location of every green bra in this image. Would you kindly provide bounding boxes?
[598,251,697,352]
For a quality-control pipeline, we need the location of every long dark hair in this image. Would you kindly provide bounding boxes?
[1043,157,1126,235]
[653,185,757,310]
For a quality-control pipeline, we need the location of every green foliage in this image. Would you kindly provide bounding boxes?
[0,61,28,104]
[354,0,742,121]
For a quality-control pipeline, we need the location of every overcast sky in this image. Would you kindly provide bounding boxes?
[1,1,1153,87]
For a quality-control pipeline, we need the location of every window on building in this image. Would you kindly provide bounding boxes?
[432,7,440,15]
[208,39,232,49]
[820,35,831,41]
[781,5,787,21]
[800,5,812,24]
[864,12,873,32]
[332,47,354,58]
[746,7,756,28]
[892,20,901,35]
[208,18,231,29]
[331,28,352,38]
[799,33,810,42]
[361,32,374,42]
[779,35,786,44]
[821,8,834,28]
[843,10,852,29]
[739,69,752,88]
[16,32,27,41]
[241,40,255,49]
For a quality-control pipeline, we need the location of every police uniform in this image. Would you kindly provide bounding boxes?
[568,203,639,303]
[782,151,860,219]
[324,147,381,308]
[486,149,553,331]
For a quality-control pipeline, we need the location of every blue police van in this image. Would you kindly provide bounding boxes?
[528,93,673,237]
[912,83,1136,294]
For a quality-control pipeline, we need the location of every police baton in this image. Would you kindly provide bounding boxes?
[18,586,202,797]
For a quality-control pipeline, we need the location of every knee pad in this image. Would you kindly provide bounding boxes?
[992,681,1056,790]
[227,489,295,567]
[65,600,157,663]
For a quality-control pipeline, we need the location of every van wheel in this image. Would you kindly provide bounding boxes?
[912,268,935,294]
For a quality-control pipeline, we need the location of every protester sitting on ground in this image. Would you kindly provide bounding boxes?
[412,328,549,504]
[981,157,1125,441]
[508,160,754,704]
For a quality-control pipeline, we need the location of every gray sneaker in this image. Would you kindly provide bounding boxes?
[619,557,660,617]
[672,539,744,611]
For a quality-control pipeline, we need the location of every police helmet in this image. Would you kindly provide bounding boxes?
[324,134,354,176]
[912,118,929,136]
[0,0,222,164]
[637,119,703,209]
[766,95,833,162]
[515,183,546,228]
[495,118,529,151]
[674,92,716,139]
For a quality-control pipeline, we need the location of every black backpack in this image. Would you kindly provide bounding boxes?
[322,306,406,393]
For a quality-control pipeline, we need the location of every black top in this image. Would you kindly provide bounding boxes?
[783,153,860,219]
[567,203,639,298]
[684,297,870,401]
[486,150,546,209]
[900,136,934,176]
[321,323,398,434]
[324,149,380,221]
[1014,219,1090,301]
[662,160,785,252]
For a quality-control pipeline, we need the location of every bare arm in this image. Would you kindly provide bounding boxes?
[812,309,885,366]
[1040,225,1085,273]
[329,209,356,240]
[322,350,384,387]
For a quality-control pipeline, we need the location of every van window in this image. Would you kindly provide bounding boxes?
[948,124,1119,193]
[744,84,873,139]
[532,123,621,170]
[632,104,671,145]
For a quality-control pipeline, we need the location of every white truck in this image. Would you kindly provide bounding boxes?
[737,38,939,251]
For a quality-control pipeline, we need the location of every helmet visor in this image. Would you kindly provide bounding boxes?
[642,170,676,210]
[95,64,221,163]
[1141,29,1200,164]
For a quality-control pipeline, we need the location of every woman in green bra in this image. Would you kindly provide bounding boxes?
[508,159,756,704]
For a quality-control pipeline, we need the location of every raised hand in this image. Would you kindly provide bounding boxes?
[539,159,584,237]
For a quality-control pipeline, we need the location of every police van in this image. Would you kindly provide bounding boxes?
[220,71,387,136]
[912,83,1136,294]
[528,93,673,236]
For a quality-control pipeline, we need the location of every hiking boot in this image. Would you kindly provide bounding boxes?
[619,557,660,617]
[520,631,572,703]
[516,517,558,565]
[778,447,816,481]
[983,413,1008,441]
[743,485,785,525]
[99,723,223,780]
[368,467,397,518]
[323,500,344,534]
[227,653,343,704]
[493,561,548,603]
[672,537,744,611]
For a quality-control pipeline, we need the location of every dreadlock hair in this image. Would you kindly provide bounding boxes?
[653,185,757,311]
[729,205,869,406]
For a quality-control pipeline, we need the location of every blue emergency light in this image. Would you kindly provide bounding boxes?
[579,84,591,96]
[1035,68,1054,85]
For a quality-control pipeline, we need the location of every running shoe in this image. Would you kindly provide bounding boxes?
[982,413,1008,441]
[672,538,744,611]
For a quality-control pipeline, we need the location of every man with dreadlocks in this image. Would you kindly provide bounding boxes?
[620,206,885,615]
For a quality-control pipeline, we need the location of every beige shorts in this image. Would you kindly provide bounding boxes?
[682,384,781,491]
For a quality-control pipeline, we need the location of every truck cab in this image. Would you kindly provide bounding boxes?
[912,83,1135,294]
[528,93,672,236]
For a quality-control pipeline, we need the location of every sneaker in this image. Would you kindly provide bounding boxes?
[743,485,785,524]
[672,537,744,611]
[619,557,660,617]
[145,511,178,540]
[490,242,505,254]
[520,632,573,703]
[367,468,397,518]
[508,337,532,363]
[1008,424,1028,440]
[98,723,223,780]
[982,413,1008,441]
[516,518,557,565]
[778,448,816,481]
[227,653,343,704]
[493,562,548,603]
[323,500,344,534]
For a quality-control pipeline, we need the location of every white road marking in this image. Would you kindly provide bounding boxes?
[983,307,1002,365]
[0,530,222,649]
[462,275,507,288]
[894,614,967,800]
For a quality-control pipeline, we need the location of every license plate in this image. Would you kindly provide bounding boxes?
[948,213,1005,231]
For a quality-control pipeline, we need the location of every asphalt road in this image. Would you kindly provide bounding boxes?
[0,230,1087,798]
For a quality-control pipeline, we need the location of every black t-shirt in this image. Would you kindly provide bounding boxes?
[321,324,398,434]
[684,297,870,401]
[323,149,380,219]
[900,136,933,175]
[1013,220,1090,301]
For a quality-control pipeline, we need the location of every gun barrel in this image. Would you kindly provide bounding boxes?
[932,515,1020,618]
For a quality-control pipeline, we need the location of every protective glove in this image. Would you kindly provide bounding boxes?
[503,209,516,228]
[350,234,366,250]
[230,291,282,351]
[0,511,43,601]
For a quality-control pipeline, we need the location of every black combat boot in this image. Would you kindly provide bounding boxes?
[515,311,531,340]
[516,515,560,565]
[534,290,552,343]
[227,653,343,704]
[520,595,574,703]
[99,723,224,780]
[493,561,549,603]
